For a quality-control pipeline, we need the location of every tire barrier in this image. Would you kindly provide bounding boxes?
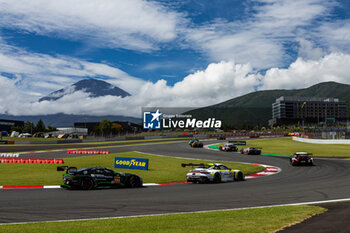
[0,158,64,164]
[67,150,110,155]
[1,153,20,158]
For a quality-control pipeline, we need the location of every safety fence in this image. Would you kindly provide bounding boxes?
[0,158,64,164]
[67,150,110,155]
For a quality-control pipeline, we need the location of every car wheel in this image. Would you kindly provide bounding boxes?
[128,176,140,188]
[291,161,296,166]
[240,150,243,154]
[81,177,94,190]
[213,173,221,183]
[234,171,244,181]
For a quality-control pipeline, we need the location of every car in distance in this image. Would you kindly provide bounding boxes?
[217,135,226,140]
[219,143,238,152]
[188,138,199,145]
[57,166,143,190]
[241,147,261,155]
[189,139,203,148]
[183,163,245,183]
[290,152,314,166]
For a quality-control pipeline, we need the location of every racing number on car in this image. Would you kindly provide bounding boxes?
[112,176,121,184]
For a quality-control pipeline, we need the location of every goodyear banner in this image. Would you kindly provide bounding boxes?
[114,157,149,170]
[229,140,246,146]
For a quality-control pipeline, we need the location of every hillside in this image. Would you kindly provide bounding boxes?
[188,82,350,127]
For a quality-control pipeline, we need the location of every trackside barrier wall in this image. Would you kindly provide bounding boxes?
[67,150,110,155]
[0,153,19,158]
[292,136,350,144]
[0,158,64,164]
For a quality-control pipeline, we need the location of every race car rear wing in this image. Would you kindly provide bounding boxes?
[181,163,207,168]
[57,166,78,174]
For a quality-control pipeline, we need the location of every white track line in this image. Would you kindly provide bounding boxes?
[1,197,349,226]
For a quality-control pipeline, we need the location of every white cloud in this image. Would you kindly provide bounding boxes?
[0,0,183,51]
[260,52,350,90]
[2,53,350,117]
[317,20,350,53]
[185,0,335,69]
[297,38,325,60]
[0,41,146,98]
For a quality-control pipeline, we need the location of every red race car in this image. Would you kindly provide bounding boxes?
[290,152,314,166]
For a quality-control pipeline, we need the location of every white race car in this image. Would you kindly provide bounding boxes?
[182,163,245,184]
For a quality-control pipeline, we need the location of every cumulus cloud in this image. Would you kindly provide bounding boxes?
[0,41,146,98]
[185,0,335,69]
[3,53,350,117]
[0,0,183,51]
[260,53,350,90]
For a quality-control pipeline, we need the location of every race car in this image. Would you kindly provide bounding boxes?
[189,139,203,147]
[219,143,238,152]
[188,138,199,145]
[290,152,314,166]
[217,135,226,140]
[182,163,245,183]
[57,166,143,190]
[241,147,261,155]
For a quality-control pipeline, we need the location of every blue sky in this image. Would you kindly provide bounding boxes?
[1,0,350,116]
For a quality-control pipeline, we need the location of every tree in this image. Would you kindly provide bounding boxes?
[35,119,46,133]
[22,121,35,134]
[47,126,58,132]
[98,119,112,137]
[11,126,23,133]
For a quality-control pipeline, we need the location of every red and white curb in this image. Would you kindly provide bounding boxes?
[245,164,281,179]
[0,182,190,189]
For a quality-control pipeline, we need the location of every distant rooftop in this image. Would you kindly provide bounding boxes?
[275,96,341,103]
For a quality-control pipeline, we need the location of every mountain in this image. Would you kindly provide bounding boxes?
[39,78,130,102]
[0,114,140,127]
[187,81,350,127]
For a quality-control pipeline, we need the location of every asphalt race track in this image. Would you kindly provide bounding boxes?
[1,139,350,230]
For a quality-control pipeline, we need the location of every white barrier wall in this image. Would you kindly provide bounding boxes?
[292,136,350,144]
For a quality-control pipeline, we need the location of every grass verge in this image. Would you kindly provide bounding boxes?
[0,205,326,233]
[0,152,264,186]
[214,137,350,157]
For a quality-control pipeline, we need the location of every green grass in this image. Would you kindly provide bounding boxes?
[0,205,326,233]
[215,137,350,157]
[0,152,264,186]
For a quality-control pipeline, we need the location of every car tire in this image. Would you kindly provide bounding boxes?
[213,173,221,183]
[81,177,94,190]
[127,176,140,188]
[291,161,296,166]
[234,171,244,181]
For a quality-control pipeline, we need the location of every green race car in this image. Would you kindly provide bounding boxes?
[57,166,143,190]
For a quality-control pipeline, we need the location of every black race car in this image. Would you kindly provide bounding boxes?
[217,136,226,140]
[290,152,314,166]
[58,166,143,190]
[241,147,261,155]
[219,143,238,152]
